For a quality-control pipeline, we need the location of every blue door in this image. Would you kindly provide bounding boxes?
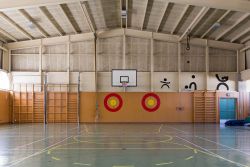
[220,98,236,120]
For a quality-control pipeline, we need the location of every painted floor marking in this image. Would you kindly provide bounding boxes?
[73,162,91,166]
[185,156,193,160]
[165,125,250,156]
[176,136,249,167]
[195,135,250,156]
[155,162,174,165]
[52,156,60,161]
[113,165,134,167]
[15,136,52,149]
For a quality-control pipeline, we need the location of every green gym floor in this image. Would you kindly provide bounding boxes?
[1,123,250,167]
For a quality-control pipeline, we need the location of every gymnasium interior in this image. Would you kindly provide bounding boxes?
[0,0,250,166]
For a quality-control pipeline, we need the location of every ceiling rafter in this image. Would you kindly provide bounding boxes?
[171,5,189,34]
[201,10,231,39]
[125,0,128,28]
[156,2,169,32]
[0,12,33,40]
[0,27,17,42]
[231,27,250,43]
[120,0,123,28]
[18,9,48,38]
[0,45,7,52]
[39,6,63,36]
[0,36,7,43]
[0,0,249,13]
[79,2,95,32]
[179,7,209,41]
[141,0,149,30]
[59,4,78,34]
[0,0,87,11]
[215,13,250,40]
[241,36,250,44]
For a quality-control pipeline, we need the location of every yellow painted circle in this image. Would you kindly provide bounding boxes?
[109,99,117,107]
[147,99,155,106]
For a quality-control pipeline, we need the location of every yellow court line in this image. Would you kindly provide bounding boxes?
[155,162,174,165]
[176,136,249,167]
[185,156,193,160]
[51,157,60,161]
[112,165,134,167]
[73,162,91,166]
[157,124,164,134]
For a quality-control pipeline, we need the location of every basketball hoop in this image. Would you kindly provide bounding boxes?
[121,82,128,88]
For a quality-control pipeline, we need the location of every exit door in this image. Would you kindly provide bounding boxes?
[219,98,236,122]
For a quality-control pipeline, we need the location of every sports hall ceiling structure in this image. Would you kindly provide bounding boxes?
[0,0,249,46]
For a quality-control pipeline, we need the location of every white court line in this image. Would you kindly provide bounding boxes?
[176,136,249,167]
[14,136,53,149]
[6,125,80,166]
[165,125,250,156]
[195,136,250,156]
[157,124,164,134]
[7,135,74,167]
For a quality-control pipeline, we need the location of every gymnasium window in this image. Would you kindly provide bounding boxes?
[0,70,9,90]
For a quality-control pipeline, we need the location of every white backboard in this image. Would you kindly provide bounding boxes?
[112,69,137,87]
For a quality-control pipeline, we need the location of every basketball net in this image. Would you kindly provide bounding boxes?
[121,82,128,92]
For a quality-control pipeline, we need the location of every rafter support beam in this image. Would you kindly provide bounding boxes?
[0,28,17,42]
[241,36,250,44]
[141,0,149,30]
[59,4,78,34]
[179,7,209,41]
[0,0,86,11]
[79,2,95,32]
[19,9,48,38]
[240,45,250,52]
[171,5,189,34]
[201,10,231,39]
[156,2,169,32]
[0,12,33,40]
[0,45,8,52]
[39,7,63,36]
[215,13,250,40]
[231,27,250,43]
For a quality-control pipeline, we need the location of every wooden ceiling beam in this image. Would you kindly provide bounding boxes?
[171,5,189,34]
[0,12,33,40]
[201,10,231,39]
[179,7,209,41]
[39,6,63,36]
[156,2,169,32]
[59,4,78,34]
[215,13,250,40]
[0,0,86,11]
[19,9,48,38]
[79,2,95,32]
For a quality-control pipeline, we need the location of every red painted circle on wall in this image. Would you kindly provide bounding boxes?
[141,93,161,112]
[104,93,123,112]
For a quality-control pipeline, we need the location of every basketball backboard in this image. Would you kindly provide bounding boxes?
[112,69,137,87]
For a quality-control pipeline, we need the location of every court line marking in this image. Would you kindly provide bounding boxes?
[74,162,91,166]
[195,135,250,156]
[50,147,191,150]
[112,165,134,167]
[155,162,174,165]
[157,124,164,134]
[176,136,249,167]
[52,156,61,161]
[14,136,52,149]
[81,124,159,135]
[6,127,78,167]
[165,125,250,156]
[185,156,193,160]
[7,135,74,167]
